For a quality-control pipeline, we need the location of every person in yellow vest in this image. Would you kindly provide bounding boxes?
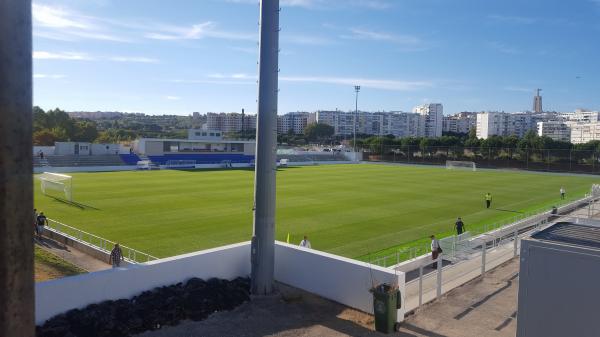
[485,192,492,209]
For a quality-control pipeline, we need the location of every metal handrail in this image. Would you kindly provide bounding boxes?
[46,218,159,263]
[370,194,591,267]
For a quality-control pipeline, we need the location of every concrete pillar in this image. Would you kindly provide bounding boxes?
[0,0,35,336]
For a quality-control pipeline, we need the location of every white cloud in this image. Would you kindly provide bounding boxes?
[108,56,159,63]
[34,74,66,79]
[33,51,93,60]
[145,22,254,41]
[342,28,421,45]
[34,51,159,63]
[165,96,181,100]
[488,15,537,25]
[280,76,433,91]
[178,73,432,91]
[33,3,129,42]
[488,41,521,55]
[224,0,391,10]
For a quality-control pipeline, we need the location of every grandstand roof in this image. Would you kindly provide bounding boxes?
[532,221,600,251]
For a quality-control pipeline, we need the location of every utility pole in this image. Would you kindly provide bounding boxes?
[241,108,245,139]
[0,0,35,336]
[251,0,279,295]
[354,85,361,155]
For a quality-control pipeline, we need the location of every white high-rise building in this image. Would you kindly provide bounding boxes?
[381,112,424,138]
[443,112,477,134]
[476,112,536,139]
[413,104,443,138]
[537,121,571,142]
[206,112,256,133]
[277,112,309,135]
[570,123,600,144]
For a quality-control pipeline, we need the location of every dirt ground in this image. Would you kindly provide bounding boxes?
[136,258,519,337]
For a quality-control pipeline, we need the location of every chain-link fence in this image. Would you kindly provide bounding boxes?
[361,145,600,174]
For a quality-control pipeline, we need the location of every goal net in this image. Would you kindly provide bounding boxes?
[39,172,72,201]
[446,160,476,171]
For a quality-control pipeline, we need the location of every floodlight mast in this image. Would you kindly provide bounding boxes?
[251,0,280,295]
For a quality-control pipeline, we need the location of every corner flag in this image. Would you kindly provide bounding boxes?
[286,233,290,244]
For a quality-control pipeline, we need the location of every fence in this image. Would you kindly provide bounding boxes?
[404,222,542,312]
[46,219,158,263]
[369,195,591,267]
[362,145,600,175]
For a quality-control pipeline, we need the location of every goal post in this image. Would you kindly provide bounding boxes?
[39,172,73,201]
[446,160,476,172]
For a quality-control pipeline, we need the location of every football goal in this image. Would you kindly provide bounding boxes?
[39,172,73,201]
[446,160,476,171]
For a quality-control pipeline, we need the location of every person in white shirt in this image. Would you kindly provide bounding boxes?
[299,235,311,249]
[430,235,441,268]
[560,187,565,200]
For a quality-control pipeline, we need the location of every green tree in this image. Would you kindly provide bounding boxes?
[304,122,334,143]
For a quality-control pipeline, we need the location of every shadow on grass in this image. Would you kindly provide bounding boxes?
[48,196,100,210]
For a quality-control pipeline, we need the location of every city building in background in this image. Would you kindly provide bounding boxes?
[206,112,257,134]
[413,103,443,138]
[533,89,543,113]
[537,121,571,142]
[476,112,535,139]
[277,112,310,135]
[443,112,477,134]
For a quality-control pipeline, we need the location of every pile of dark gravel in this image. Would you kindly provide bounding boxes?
[37,277,251,337]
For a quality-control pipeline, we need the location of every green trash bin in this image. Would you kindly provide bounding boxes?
[371,283,401,334]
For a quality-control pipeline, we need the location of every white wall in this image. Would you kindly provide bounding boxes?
[36,241,406,325]
[35,242,251,324]
[33,146,55,155]
[33,166,138,174]
[274,242,405,322]
[90,143,120,155]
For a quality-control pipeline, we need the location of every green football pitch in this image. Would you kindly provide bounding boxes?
[34,164,599,260]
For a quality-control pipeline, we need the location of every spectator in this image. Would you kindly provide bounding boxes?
[455,217,465,235]
[109,243,124,268]
[551,206,558,215]
[40,151,44,160]
[299,235,311,249]
[430,235,442,268]
[36,212,48,238]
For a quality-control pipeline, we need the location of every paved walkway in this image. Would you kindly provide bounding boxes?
[35,236,111,272]
[398,258,519,337]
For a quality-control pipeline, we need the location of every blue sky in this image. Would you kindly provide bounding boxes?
[33,0,600,115]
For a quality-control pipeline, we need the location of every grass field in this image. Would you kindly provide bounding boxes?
[34,164,599,260]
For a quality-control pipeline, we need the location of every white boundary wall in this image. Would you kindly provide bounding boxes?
[274,242,405,321]
[34,165,138,174]
[36,241,406,325]
[35,242,251,324]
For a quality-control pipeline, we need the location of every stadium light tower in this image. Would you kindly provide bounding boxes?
[353,85,361,154]
[251,0,279,295]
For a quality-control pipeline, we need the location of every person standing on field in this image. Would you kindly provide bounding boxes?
[485,192,492,209]
[560,187,565,200]
[299,235,311,249]
[455,217,465,235]
[109,243,124,268]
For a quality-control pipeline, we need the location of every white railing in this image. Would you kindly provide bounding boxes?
[46,219,159,263]
[370,194,592,268]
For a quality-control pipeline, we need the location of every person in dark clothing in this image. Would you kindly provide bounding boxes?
[109,243,124,268]
[36,212,48,238]
[455,217,465,235]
